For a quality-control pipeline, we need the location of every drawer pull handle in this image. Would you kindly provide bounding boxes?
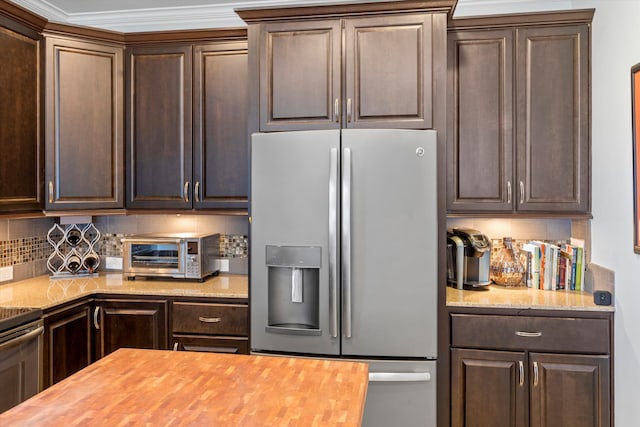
[518,360,524,386]
[199,316,222,323]
[515,331,542,338]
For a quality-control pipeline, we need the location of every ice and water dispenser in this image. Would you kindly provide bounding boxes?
[265,246,321,335]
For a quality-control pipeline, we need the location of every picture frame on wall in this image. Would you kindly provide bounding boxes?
[632,63,640,253]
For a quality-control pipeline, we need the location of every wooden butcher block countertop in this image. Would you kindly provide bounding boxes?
[0,348,369,427]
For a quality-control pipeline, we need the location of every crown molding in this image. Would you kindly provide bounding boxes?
[452,0,574,17]
[8,0,362,32]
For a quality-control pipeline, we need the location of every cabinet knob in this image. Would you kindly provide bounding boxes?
[93,306,100,330]
[518,360,525,386]
[183,181,190,203]
[48,181,54,204]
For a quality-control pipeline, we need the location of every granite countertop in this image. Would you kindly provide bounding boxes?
[0,348,368,426]
[446,285,614,312]
[0,273,248,310]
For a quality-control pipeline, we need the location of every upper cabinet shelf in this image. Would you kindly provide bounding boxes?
[447,10,594,215]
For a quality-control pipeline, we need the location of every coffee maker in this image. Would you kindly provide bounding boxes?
[447,228,491,290]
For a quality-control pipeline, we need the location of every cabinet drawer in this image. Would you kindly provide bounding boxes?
[172,335,249,355]
[451,314,610,354]
[172,302,248,336]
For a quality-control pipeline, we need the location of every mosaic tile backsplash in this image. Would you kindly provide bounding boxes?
[0,237,49,267]
[1,232,248,268]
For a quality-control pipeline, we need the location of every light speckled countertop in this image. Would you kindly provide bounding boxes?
[0,273,248,310]
[446,285,614,312]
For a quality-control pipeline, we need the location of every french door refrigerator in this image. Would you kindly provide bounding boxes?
[250,129,438,426]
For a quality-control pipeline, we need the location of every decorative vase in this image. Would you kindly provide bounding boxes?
[490,237,526,287]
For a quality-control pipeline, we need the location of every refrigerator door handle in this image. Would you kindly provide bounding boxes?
[329,147,338,338]
[369,372,432,382]
[342,147,352,339]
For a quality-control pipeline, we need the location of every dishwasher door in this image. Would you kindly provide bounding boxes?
[362,360,437,427]
[0,320,43,413]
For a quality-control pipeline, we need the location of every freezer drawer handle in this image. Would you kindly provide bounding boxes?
[368,372,431,382]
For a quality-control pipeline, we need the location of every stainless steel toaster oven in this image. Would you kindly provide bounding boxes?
[122,233,220,281]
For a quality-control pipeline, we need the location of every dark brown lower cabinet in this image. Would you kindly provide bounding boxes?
[451,349,527,427]
[43,301,93,389]
[529,353,610,427]
[94,298,168,359]
[451,349,610,427]
[171,300,249,354]
[450,311,612,427]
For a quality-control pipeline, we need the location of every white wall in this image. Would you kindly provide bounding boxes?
[580,1,640,424]
[455,0,640,424]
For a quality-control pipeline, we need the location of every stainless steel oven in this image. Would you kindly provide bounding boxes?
[122,232,220,281]
[0,308,43,413]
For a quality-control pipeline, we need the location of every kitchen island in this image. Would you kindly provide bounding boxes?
[0,348,369,426]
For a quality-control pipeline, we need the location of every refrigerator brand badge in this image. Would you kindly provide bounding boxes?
[415,147,425,157]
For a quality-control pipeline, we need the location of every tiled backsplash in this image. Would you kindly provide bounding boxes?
[98,233,248,258]
[0,214,249,283]
[0,237,49,267]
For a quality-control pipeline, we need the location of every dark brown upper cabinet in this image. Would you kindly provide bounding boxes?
[126,44,193,210]
[193,41,249,209]
[126,40,248,210]
[447,10,592,215]
[239,1,453,132]
[44,35,124,210]
[0,20,41,213]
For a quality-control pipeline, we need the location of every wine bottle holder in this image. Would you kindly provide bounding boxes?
[47,223,101,278]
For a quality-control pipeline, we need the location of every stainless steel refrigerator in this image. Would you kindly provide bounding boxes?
[250,129,438,426]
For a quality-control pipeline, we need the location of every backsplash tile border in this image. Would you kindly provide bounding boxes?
[1,232,248,270]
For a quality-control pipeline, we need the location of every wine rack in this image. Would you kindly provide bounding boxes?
[47,223,101,278]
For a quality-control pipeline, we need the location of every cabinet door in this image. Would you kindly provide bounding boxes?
[43,302,92,388]
[0,25,41,213]
[193,42,248,209]
[344,13,440,129]
[516,25,589,212]
[259,20,341,131]
[447,29,514,212]
[451,349,527,427]
[530,353,610,427]
[95,299,168,359]
[126,45,193,209]
[44,37,124,210]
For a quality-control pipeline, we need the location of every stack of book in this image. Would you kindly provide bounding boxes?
[520,238,587,291]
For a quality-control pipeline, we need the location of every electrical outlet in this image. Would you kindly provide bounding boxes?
[219,259,230,273]
[0,266,13,282]
[105,256,123,270]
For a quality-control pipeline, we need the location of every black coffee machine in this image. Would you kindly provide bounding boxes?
[447,228,491,290]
